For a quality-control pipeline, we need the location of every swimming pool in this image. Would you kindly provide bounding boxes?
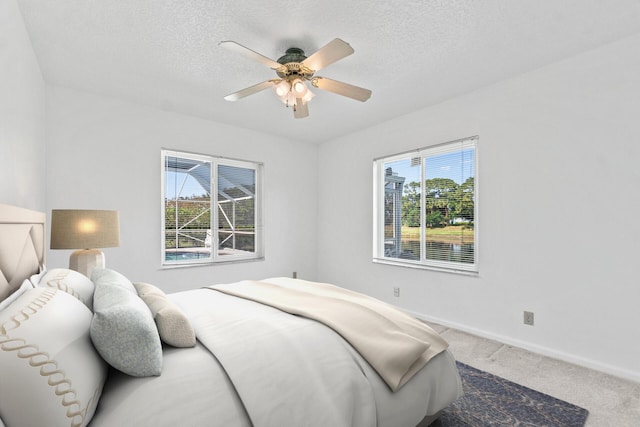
[165,251,210,261]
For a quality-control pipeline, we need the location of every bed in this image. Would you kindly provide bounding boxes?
[0,204,462,427]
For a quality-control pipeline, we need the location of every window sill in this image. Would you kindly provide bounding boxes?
[372,257,479,276]
[160,256,265,270]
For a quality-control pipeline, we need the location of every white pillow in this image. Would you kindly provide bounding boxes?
[0,287,108,427]
[134,282,196,348]
[36,268,95,310]
[0,279,33,312]
[29,270,46,287]
[90,269,162,377]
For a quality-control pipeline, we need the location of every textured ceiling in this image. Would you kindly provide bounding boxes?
[16,0,640,143]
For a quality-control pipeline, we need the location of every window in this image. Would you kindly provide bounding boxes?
[373,136,478,273]
[161,150,263,266]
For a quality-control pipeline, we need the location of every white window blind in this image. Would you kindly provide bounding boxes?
[373,136,478,273]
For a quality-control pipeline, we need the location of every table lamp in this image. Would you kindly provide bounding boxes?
[50,209,120,278]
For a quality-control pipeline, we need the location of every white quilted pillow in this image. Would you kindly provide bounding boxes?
[0,279,33,312]
[0,287,108,427]
[36,268,95,310]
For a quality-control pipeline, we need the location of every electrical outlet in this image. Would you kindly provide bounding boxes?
[393,287,400,297]
[523,311,534,326]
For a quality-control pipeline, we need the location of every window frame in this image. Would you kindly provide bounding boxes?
[161,149,264,268]
[373,136,478,274]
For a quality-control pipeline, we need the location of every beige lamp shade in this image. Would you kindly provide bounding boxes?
[50,210,120,278]
[50,209,120,249]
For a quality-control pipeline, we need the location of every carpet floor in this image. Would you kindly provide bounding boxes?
[431,362,589,427]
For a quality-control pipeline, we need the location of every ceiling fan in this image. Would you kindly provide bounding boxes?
[220,38,372,119]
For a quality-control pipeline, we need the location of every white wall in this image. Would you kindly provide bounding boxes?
[0,0,46,211]
[317,33,640,381]
[45,86,318,292]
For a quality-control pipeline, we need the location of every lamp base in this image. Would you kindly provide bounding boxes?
[69,249,105,279]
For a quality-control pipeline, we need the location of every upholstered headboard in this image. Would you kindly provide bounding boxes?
[0,204,45,302]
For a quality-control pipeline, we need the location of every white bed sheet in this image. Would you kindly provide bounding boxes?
[90,342,251,427]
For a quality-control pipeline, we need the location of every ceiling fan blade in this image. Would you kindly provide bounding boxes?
[301,38,354,72]
[294,99,309,119]
[219,41,284,70]
[224,80,278,101]
[311,77,372,102]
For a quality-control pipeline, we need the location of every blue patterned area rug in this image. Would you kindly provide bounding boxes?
[431,362,589,427]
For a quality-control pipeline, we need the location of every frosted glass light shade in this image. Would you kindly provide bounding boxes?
[274,80,290,98]
[300,89,315,103]
[292,79,308,96]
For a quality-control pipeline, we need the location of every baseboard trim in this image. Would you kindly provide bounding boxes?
[410,310,640,384]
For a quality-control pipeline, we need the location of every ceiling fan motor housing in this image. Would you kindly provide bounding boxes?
[277,47,306,64]
[276,48,314,79]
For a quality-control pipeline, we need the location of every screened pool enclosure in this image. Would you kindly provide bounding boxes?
[162,151,262,265]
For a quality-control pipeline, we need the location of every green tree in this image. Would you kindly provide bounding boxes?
[401,177,474,229]
[425,178,458,224]
[426,211,445,228]
[456,177,474,224]
[402,181,421,227]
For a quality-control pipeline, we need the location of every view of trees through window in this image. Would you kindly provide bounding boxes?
[378,137,477,271]
[164,198,211,255]
[217,165,256,253]
[164,157,211,261]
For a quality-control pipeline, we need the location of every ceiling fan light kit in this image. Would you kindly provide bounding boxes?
[220,38,372,119]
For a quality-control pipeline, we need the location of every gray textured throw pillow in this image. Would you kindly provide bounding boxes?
[90,269,162,377]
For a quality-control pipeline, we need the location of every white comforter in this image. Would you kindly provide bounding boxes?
[90,280,462,427]
[210,277,450,392]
